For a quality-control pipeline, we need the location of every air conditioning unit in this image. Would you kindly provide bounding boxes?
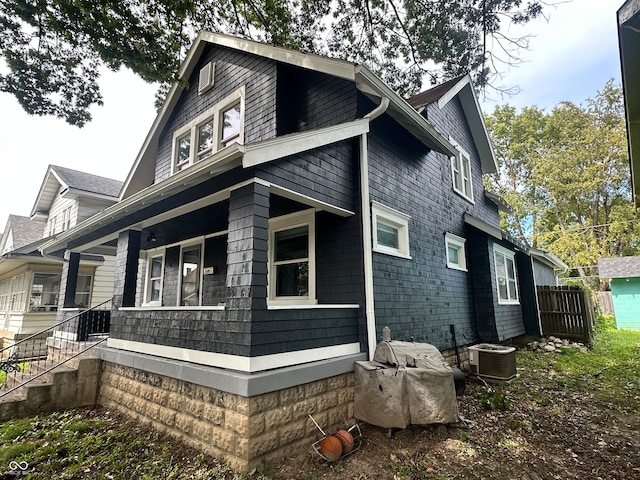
[468,344,516,381]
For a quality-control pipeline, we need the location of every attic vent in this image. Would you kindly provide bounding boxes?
[198,61,215,94]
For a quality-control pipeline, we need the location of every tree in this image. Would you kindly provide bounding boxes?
[485,80,640,290]
[0,0,548,126]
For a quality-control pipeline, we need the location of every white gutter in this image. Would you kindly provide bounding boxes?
[361,97,390,359]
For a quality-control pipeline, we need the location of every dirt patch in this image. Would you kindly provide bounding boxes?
[268,355,640,479]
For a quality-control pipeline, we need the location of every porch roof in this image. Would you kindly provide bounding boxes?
[39,135,356,256]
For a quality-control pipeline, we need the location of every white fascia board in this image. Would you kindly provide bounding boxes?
[30,167,64,218]
[106,337,361,373]
[530,248,569,272]
[241,118,370,168]
[436,75,471,109]
[199,32,357,81]
[355,66,458,157]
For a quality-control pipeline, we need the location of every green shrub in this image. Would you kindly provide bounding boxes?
[595,313,617,333]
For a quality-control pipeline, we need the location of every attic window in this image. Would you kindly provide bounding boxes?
[449,138,474,203]
[198,62,215,94]
[171,87,244,174]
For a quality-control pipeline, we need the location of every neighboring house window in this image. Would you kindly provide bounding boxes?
[445,233,467,271]
[449,138,474,202]
[0,279,10,312]
[494,245,519,304]
[144,253,165,305]
[62,207,72,232]
[75,275,92,308]
[9,273,28,312]
[48,216,58,236]
[30,273,60,311]
[268,210,316,305]
[180,243,203,306]
[371,201,411,259]
[172,88,244,173]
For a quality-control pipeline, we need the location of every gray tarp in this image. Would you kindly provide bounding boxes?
[354,341,458,428]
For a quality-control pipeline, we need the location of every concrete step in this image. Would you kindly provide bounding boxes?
[0,356,100,421]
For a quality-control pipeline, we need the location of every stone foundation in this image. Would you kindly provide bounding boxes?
[441,345,470,370]
[98,361,355,471]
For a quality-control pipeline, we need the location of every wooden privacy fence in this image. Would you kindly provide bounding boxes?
[596,291,614,316]
[537,285,594,344]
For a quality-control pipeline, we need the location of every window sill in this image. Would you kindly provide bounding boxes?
[373,246,412,260]
[119,306,226,311]
[267,303,360,310]
[446,264,468,272]
[497,300,520,306]
[452,188,475,204]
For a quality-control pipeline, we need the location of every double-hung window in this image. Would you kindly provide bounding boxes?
[371,202,411,259]
[144,253,164,305]
[450,138,474,202]
[445,233,467,271]
[269,210,316,305]
[172,88,244,174]
[180,243,203,306]
[494,245,519,304]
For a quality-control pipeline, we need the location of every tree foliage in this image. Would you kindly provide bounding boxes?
[485,80,639,289]
[0,0,547,126]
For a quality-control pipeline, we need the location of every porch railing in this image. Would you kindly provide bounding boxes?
[0,299,111,398]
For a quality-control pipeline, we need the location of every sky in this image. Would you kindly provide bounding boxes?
[0,0,623,231]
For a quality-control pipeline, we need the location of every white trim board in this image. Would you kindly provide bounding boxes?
[106,338,361,373]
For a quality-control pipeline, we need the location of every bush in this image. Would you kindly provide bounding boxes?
[595,313,617,333]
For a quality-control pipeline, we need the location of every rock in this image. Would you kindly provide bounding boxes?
[544,344,556,353]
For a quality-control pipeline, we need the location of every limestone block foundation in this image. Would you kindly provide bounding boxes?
[98,362,355,471]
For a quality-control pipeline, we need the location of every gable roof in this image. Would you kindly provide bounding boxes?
[598,256,640,279]
[618,0,640,206]
[31,165,123,219]
[408,74,498,174]
[529,248,568,273]
[120,31,461,199]
[0,214,46,254]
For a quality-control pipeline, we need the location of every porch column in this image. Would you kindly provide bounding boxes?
[59,250,81,309]
[113,230,141,308]
[226,183,269,354]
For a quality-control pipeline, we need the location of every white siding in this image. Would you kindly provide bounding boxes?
[90,256,116,307]
[1,229,14,254]
[46,186,76,236]
[135,258,147,307]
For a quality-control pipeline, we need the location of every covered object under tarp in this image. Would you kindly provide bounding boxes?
[354,341,459,429]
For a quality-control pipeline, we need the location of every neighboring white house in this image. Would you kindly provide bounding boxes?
[0,165,122,346]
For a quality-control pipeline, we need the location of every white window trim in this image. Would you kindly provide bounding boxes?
[494,244,520,305]
[171,87,245,174]
[143,249,165,307]
[445,233,467,271]
[371,201,411,259]
[178,239,205,307]
[449,137,474,203]
[268,209,317,306]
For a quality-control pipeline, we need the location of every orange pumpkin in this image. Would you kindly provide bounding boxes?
[319,435,342,461]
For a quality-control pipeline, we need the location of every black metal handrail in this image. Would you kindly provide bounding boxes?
[0,299,111,398]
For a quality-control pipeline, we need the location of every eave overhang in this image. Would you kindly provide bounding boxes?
[618,0,640,206]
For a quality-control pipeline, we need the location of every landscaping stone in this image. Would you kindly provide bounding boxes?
[525,336,588,353]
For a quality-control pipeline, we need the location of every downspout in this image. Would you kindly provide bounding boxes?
[361,97,390,359]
